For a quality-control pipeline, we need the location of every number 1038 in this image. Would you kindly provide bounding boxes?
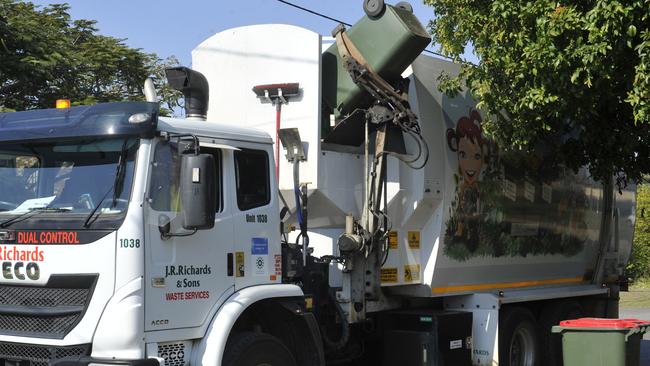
[120,238,141,248]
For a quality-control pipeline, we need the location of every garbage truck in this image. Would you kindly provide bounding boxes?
[0,2,636,366]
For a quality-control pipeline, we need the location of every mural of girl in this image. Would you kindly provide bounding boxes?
[446,110,485,252]
[442,110,588,261]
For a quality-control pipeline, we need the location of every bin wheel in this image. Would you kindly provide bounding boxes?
[395,1,413,13]
[539,300,583,366]
[223,332,297,366]
[363,0,385,18]
[499,307,541,366]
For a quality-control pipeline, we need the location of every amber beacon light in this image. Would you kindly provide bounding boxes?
[55,99,71,109]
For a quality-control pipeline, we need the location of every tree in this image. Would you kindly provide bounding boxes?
[628,183,650,281]
[426,0,650,185]
[0,0,181,112]
[149,55,184,117]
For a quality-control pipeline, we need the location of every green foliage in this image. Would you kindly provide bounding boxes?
[628,184,650,281]
[0,0,181,111]
[426,0,650,184]
[149,55,184,117]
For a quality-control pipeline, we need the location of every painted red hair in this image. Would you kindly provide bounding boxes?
[447,110,484,152]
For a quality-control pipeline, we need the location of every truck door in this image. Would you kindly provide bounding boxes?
[229,143,282,290]
[144,139,235,331]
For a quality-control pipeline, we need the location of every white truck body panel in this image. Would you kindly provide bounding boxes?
[192,24,323,193]
[191,24,635,298]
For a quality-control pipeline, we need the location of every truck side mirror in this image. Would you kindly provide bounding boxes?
[180,154,216,230]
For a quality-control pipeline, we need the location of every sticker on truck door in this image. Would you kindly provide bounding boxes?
[236,252,245,277]
[251,237,268,276]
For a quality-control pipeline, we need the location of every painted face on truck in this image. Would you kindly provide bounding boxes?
[457,137,483,185]
[447,110,485,186]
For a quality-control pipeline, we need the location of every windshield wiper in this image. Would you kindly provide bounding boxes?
[83,140,130,228]
[0,207,72,228]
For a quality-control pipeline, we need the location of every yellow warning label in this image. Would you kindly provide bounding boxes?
[305,297,313,310]
[388,231,398,249]
[235,252,245,277]
[408,231,421,249]
[404,264,421,282]
[380,267,398,283]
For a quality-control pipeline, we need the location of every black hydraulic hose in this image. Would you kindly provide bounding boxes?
[321,290,350,351]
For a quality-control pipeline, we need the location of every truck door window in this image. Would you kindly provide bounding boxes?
[234,149,270,211]
[149,141,222,213]
[149,141,181,212]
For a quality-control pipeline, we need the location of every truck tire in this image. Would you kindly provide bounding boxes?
[538,300,583,366]
[499,307,540,366]
[223,332,297,366]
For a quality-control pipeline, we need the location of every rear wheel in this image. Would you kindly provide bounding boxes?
[223,332,297,366]
[499,307,540,366]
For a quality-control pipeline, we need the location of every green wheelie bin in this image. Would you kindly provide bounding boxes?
[552,318,650,366]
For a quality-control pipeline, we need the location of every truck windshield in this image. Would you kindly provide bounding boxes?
[0,137,138,229]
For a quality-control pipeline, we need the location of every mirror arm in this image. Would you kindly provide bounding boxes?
[159,132,201,155]
[161,228,198,241]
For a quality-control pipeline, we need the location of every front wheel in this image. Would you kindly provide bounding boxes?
[223,332,297,366]
[499,307,540,366]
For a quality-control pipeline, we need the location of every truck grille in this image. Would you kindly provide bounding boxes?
[0,275,97,339]
[0,286,88,307]
[0,341,90,366]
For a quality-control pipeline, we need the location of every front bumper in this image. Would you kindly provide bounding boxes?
[51,356,159,366]
[0,342,90,366]
[0,341,158,366]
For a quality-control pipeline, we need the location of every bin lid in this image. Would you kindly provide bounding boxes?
[559,318,650,330]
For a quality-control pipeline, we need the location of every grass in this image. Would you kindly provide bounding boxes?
[620,278,650,308]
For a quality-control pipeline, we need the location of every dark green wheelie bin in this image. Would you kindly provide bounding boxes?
[552,318,650,366]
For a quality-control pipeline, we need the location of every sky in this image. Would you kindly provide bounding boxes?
[30,0,476,66]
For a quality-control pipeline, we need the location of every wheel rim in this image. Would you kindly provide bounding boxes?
[509,324,536,366]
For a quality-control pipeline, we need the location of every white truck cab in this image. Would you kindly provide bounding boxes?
[0,103,322,366]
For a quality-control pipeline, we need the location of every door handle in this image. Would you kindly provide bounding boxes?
[227,253,234,276]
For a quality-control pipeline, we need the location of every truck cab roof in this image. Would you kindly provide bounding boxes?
[158,116,273,145]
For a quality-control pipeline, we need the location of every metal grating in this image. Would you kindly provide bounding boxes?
[158,342,186,366]
[0,275,96,339]
[0,313,79,337]
[0,286,88,307]
[0,341,90,366]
